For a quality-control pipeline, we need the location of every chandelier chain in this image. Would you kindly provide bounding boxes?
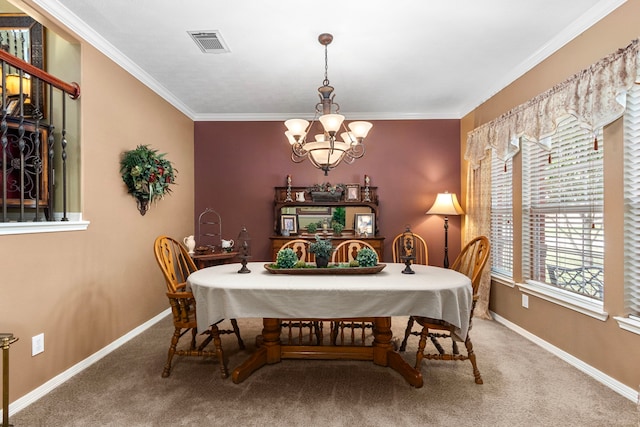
[323,43,330,87]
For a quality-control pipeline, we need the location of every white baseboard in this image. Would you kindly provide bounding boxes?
[491,311,639,403]
[1,308,171,418]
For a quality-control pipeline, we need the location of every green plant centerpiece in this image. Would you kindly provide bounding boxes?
[309,234,334,267]
[275,248,298,268]
[120,145,176,215]
[356,247,378,267]
[306,222,318,233]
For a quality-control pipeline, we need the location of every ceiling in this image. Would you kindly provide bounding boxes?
[30,0,626,121]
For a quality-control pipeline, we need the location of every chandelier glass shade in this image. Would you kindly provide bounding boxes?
[284,33,372,175]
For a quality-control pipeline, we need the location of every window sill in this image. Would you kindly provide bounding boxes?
[613,316,640,335]
[0,213,89,235]
[491,273,515,288]
[517,280,608,321]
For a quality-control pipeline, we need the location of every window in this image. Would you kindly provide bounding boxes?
[490,149,513,279]
[522,117,604,301]
[0,15,85,235]
[623,81,640,318]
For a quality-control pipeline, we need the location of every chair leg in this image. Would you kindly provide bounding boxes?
[330,321,339,345]
[464,335,483,384]
[430,335,446,355]
[210,325,229,379]
[414,327,428,370]
[313,321,323,345]
[399,316,414,352]
[162,327,181,378]
[230,319,245,350]
[190,328,197,350]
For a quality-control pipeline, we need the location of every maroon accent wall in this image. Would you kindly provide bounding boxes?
[194,119,461,264]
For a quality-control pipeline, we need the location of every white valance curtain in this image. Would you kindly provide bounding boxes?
[463,38,639,319]
[465,38,640,169]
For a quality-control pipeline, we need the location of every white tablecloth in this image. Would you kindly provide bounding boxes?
[188,262,473,340]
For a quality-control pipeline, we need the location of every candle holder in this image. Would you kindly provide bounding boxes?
[285,174,293,202]
[399,225,416,274]
[237,225,252,273]
[363,174,371,202]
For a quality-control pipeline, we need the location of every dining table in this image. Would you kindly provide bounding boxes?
[187,262,472,388]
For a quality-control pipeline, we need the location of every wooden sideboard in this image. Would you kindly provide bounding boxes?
[191,251,238,269]
[271,184,384,261]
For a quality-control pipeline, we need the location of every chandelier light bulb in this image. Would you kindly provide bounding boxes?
[284,131,298,145]
[284,119,309,137]
[319,113,345,134]
[348,121,373,140]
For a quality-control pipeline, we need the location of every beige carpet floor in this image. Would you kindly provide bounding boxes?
[10,316,639,427]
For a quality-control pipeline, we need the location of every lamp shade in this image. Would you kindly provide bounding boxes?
[318,113,345,134]
[284,119,309,137]
[4,74,31,97]
[426,192,464,216]
[348,121,373,139]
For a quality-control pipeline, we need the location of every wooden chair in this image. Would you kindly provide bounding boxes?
[276,239,323,344]
[401,236,490,384]
[331,239,376,264]
[279,238,316,263]
[391,231,428,266]
[392,231,429,352]
[330,239,377,344]
[153,235,245,378]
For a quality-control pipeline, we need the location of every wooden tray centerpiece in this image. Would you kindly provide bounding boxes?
[264,263,386,275]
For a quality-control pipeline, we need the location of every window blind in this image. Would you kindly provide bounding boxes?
[623,81,640,317]
[491,150,513,279]
[522,116,604,300]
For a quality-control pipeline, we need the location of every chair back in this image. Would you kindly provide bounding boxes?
[391,232,428,265]
[332,239,376,263]
[279,239,315,262]
[450,236,490,295]
[154,235,198,293]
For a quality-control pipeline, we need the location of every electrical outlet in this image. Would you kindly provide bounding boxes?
[32,333,44,356]
[522,294,529,309]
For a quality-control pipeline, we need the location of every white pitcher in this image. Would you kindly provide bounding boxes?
[221,239,234,250]
[183,235,196,254]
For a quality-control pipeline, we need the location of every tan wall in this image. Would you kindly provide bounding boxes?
[1,7,195,402]
[462,1,640,390]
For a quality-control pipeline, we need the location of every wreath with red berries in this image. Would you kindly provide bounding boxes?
[120,145,176,205]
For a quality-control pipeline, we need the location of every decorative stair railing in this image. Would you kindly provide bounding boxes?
[0,48,80,223]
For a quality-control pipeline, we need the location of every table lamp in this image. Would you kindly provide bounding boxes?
[426,192,464,268]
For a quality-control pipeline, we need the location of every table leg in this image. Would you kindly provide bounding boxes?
[373,317,423,388]
[232,318,282,384]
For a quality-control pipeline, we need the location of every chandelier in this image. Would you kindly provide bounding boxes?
[284,33,373,175]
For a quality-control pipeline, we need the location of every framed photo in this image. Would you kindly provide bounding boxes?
[281,214,298,234]
[6,97,20,116]
[345,184,360,202]
[354,213,375,237]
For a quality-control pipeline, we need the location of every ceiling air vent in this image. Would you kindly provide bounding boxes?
[188,30,230,54]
